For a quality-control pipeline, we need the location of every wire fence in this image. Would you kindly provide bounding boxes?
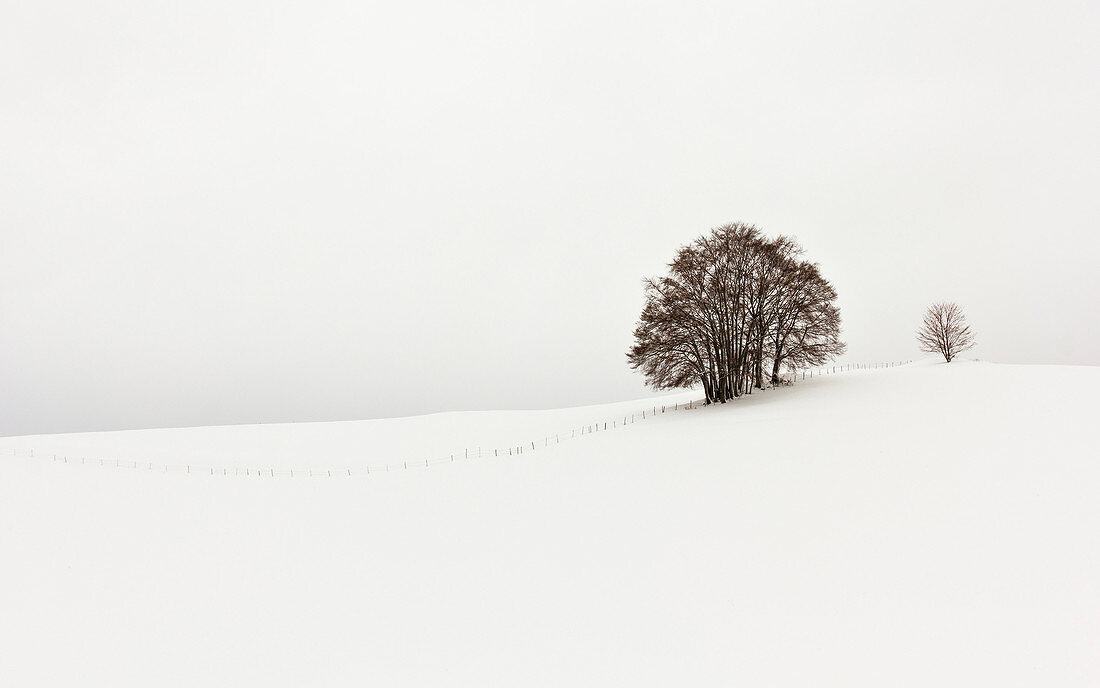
[3,360,912,479]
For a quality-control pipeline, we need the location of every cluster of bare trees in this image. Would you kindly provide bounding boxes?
[627,223,845,404]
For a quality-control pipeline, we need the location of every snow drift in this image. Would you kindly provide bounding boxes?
[1,360,1097,686]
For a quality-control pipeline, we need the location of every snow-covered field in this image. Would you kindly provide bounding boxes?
[1,360,1097,686]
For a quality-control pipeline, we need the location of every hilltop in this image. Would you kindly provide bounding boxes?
[1,360,1097,686]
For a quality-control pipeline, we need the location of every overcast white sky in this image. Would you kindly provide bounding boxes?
[2,0,1097,436]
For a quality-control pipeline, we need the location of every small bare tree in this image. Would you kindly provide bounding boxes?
[916,302,975,362]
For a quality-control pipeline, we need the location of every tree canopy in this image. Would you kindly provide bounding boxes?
[627,223,845,403]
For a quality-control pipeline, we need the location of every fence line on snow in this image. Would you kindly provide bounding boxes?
[4,360,912,479]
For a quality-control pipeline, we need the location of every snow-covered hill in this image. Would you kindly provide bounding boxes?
[1,360,1097,686]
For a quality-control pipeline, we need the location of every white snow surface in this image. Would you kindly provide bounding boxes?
[1,360,1097,686]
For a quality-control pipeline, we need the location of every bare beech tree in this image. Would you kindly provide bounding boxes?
[627,223,845,404]
[916,302,975,362]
